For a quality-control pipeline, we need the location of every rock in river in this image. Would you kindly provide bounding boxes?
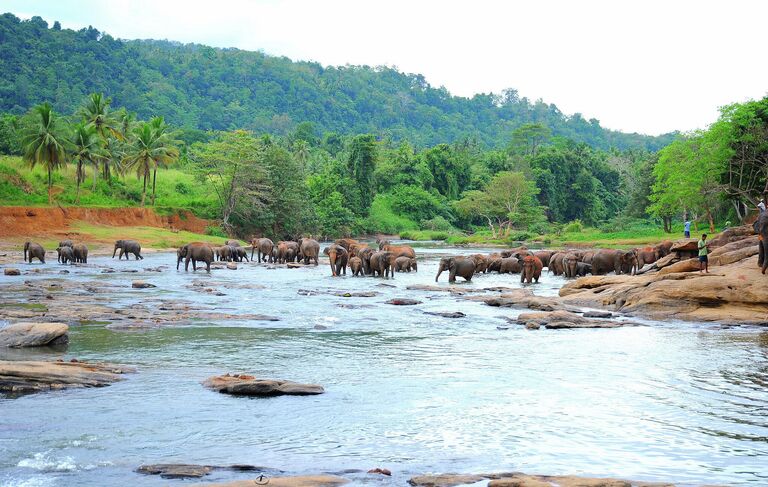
[4,268,20,276]
[137,463,269,479]
[131,280,156,289]
[517,310,632,330]
[0,359,135,394]
[205,475,348,487]
[385,298,422,305]
[409,472,672,487]
[203,374,324,396]
[0,322,69,348]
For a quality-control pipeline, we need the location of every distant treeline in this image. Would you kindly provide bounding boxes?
[0,13,674,150]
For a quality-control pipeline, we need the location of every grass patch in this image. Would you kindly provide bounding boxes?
[399,230,460,241]
[72,222,240,249]
[0,302,49,311]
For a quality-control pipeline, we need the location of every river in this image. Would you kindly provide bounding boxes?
[1,243,767,486]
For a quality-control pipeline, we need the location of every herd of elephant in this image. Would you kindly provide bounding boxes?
[18,237,676,284]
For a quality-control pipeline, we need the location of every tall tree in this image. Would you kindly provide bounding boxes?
[21,102,70,204]
[347,134,377,210]
[122,120,179,207]
[147,116,179,205]
[70,122,103,203]
[80,93,119,182]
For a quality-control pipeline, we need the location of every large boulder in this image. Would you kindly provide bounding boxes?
[517,310,630,329]
[0,322,68,347]
[560,256,768,324]
[0,360,134,394]
[203,374,324,396]
[469,288,580,313]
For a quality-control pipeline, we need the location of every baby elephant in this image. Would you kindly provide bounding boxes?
[520,255,543,284]
[23,241,46,263]
[349,256,363,276]
[56,246,75,265]
[394,256,417,272]
[73,244,88,263]
[435,256,475,283]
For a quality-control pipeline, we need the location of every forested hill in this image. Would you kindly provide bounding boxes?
[0,13,674,150]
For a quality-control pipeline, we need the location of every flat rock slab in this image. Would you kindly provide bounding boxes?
[517,310,631,330]
[137,463,269,479]
[4,268,20,276]
[0,359,135,394]
[386,298,422,305]
[298,289,378,298]
[424,311,466,318]
[409,473,673,487]
[0,322,69,348]
[131,280,156,289]
[205,475,349,487]
[203,374,324,396]
[582,310,614,318]
[472,289,580,313]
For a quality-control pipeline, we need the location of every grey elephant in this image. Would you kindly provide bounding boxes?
[562,252,580,278]
[369,251,394,277]
[73,244,88,263]
[324,244,348,276]
[113,240,143,260]
[57,240,73,262]
[23,242,46,263]
[356,247,375,275]
[251,238,274,262]
[394,256,417,272]
[178,242,214,272]
[349,256,363,276]
[499,257,522,274]
[217,245,234,262]
[298,238,320,265]
[435,256,475,283]
[575,262,592,276]
[57,246,75,264]
[591,249,638,275]
[232,245,249,262]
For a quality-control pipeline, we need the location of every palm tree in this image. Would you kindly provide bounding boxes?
[71,122,103,203]
[22,102,70,204]
[123,120,179,207]
[80,93,119,182]
[147,116,179,206]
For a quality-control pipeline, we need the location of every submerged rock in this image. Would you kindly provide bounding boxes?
[4,268,20,276]
[205,475,348,487]
[137,463,269,479]
[409,473,672,487]
[386,298,422,305]
[203,374,324,396]
[471,288,579,313]
[226,262,238,270]
[0,359,134,394]
[517,310,631,329]
[0,322,69,347]
[131,280,156,289]
[424,311,466,318]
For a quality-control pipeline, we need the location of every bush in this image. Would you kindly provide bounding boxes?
[562,219,584,233]
[205,225,227,237]
[508,231,532,242]
[175,182,190,195]
[420,216,454,231]
[362,194,418,234]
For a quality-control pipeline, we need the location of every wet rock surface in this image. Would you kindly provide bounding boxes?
[0,322,69,347]
[131,280,156,288]
[385,298,422,305]
[424,311,466,318]
[517,310,634,330]
[204,475,349,487]
[137,463,272,479]
[408,473,674,487]
[203,374,325,396]
[0,359,134,394]
[4,268,20,275]
[469,288,581,312]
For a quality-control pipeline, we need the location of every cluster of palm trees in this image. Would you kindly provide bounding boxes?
[21,93,179,206]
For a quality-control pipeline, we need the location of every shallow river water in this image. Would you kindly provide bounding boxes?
[1,243,767,486]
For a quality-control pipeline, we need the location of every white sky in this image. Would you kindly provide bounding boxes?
[5,0,767,135]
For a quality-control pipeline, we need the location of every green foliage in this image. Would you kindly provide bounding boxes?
[205,225,227,237]
[420,215,454,231]
[562,219,584,233]
[399,230,451,241]
[347,134,377,211]
[0,13,673,151]
[362,194,418,234]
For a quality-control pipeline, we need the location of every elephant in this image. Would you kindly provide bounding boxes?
[349,256,364,276]
[57,240,73,262]
[655,240,674,258]
[580,251,595,266]
[562,252,580,278]
[357,247,375,275]
[435,256,475,283]
[378,240,416,259]
[23,242,46,263]
[225,240,241,247]
[217,245,234,262]
[754,212,768,273]
[73,244,88,263]
[232,246,249,262]
[486,256,503,273]
[520,255,543,283]
[275,241,295,263]
[324,244,348,276]
[591,249,638,276]
[470,254,489,273]
[501,246,528,258]
[499,257,522,274]
[635,247,659,268]
[298,238,320,265]
[56,246,74,264]
[533,250,553,268]
[113,240,143,260]
[620,249,640,274]
[575,262,592,276]
[251,238,274,262]
[334,238,360,251]
[178,242,214,272]
[369,251,395,278]
[284,241,300,263]
[394,256,417,272]
[549,252,565,276]
[348,243,369,257]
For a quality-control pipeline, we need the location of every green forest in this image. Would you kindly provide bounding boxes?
[1,14,766,244]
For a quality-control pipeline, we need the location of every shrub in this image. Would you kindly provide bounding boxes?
[562,219,584,233]
[205,225,227,237]
[420,216,454,231]
[175,182,190,195]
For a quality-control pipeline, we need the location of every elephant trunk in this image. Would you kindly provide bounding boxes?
[435,267,443,282]
[329,252,337,276]
[112,245,118,258]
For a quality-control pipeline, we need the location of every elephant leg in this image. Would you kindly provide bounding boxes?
[185,257,190,271]
[192,259,198,271]
[206,260,211,273]
[758,240,765,268]
[449,269,456,283]
[762,241,768,274]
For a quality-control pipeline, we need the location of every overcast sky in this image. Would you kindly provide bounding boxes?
[4,0,767,135]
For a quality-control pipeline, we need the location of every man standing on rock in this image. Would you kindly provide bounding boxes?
[698,234,709,274]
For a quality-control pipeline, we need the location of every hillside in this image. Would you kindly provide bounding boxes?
[0,13,674,150]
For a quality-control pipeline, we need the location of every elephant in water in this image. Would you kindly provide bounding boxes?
[23,242,45,263]
[177,242,214,272]
[349,256,363,276]
[73,244,88,263]
[298,238,320,265]
[113,240,143,260]
[324,244,348,276]
[591,249,637,275]
[56,246,75,264]
[394,256,417,272]
[57,240,73,262]
[369,251,394,277]
[562,252,580,278]
[435,256,475,283]
[520,255,543,283]
[251,238,274,263]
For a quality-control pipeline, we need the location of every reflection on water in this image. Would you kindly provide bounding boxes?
[1,245,767,486]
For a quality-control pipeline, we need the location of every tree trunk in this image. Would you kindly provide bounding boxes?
[75,162,81,205]
[662,216,672,233]
[705,206,715,233]
[151,167,157,206]
[141,172,147,207]
[92,165,98,191]
[47,167,52,205]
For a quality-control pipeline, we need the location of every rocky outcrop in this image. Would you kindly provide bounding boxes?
[137,463,269,479]
[0,359,134,393]
[409,473,673,487]
[516,310,634,330]
[203,374,324,396]
[386,298,422,305]
[468,288,580,313]
[131,280,156,289]
[203,475,349,486]
[0,322,69,347]
[560,256,768,324]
